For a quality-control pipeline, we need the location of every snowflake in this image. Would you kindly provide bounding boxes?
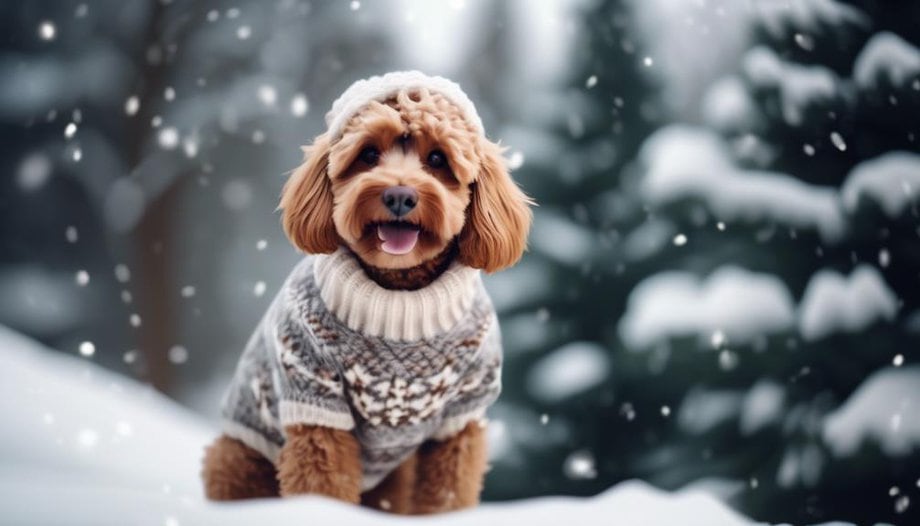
[17,153,51,191]
[830,131,847,152]
[76,428,98,448]
[114,264,131,283]
[290,94,309,117]
[38,21,56,41]
[79,341,95,357]
[257,84,277,107]
[158,127,179,150]
[65,226,78,243]
[168,345,188,365]
[563,450,597,479]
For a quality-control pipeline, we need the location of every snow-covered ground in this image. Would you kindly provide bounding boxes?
[0,324,757,526]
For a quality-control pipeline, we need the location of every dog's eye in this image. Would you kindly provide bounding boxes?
[427,150,448,169]
[359,147,380,166]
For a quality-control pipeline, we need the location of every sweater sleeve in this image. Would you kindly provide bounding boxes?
[434,314,503,440]
[271,292,355,432]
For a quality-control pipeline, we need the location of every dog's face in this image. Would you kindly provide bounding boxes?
[280,88,532,272]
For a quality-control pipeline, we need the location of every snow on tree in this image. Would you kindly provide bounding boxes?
[618,266,796,349]
[614,0,920,522]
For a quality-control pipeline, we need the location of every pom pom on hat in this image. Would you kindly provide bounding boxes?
[324,70,484,140]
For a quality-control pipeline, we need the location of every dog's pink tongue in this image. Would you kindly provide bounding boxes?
[377,224,419,255]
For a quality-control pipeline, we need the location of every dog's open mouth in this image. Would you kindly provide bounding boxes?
[376,221,421,255]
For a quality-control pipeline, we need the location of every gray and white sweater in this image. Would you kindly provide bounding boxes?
[220,248,502,491]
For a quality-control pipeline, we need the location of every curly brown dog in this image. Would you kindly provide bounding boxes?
[202,71,532,515]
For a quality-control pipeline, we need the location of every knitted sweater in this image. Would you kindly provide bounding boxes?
[220,248,502,491]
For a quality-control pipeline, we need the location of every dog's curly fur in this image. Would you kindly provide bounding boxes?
[203,86,532,514]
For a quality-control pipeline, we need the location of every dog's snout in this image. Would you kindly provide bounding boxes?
[382,186,417,217]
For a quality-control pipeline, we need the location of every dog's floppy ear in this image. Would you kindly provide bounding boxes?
[458,140,534,273]
[279,133,339,254]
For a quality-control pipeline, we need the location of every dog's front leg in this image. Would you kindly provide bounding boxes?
[413,421,488,514]
[277,424,362,503]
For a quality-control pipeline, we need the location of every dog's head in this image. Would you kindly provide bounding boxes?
[279,73,533,272]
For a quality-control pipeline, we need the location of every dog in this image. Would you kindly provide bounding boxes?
[202,71,533,515]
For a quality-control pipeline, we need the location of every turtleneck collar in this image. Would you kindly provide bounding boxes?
[313,248,480,341]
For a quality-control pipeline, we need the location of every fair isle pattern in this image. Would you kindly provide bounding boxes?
[220,254,502,491]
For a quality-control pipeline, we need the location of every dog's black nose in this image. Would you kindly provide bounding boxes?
[382,186,417,217]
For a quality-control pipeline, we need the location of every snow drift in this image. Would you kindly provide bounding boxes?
[0,324,754,525]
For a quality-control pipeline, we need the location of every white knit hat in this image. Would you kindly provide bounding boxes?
[324,70,484,140]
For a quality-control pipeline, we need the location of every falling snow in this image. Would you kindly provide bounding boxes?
[125,95,140,115]
[2,3,917,524]
[76,428,98,448]
[78,341,95,357]
[878,249,890,267]
[290,94,309,117]
[257,85,277,107]
[794,33,814,51]
[563,450,597,479]
[17,153,52,191]
[158,127,179,150]
[114,264,131,283]
[38,21,56,41]
[830,131,847,152]
[508,150,525,170]
[168,345,188,364]
[65,226,78,243]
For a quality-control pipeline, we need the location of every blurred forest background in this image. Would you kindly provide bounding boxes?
[1,0,919,523]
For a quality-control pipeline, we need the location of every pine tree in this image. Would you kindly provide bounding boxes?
[616,0,920,523]
[486,0,666,500]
